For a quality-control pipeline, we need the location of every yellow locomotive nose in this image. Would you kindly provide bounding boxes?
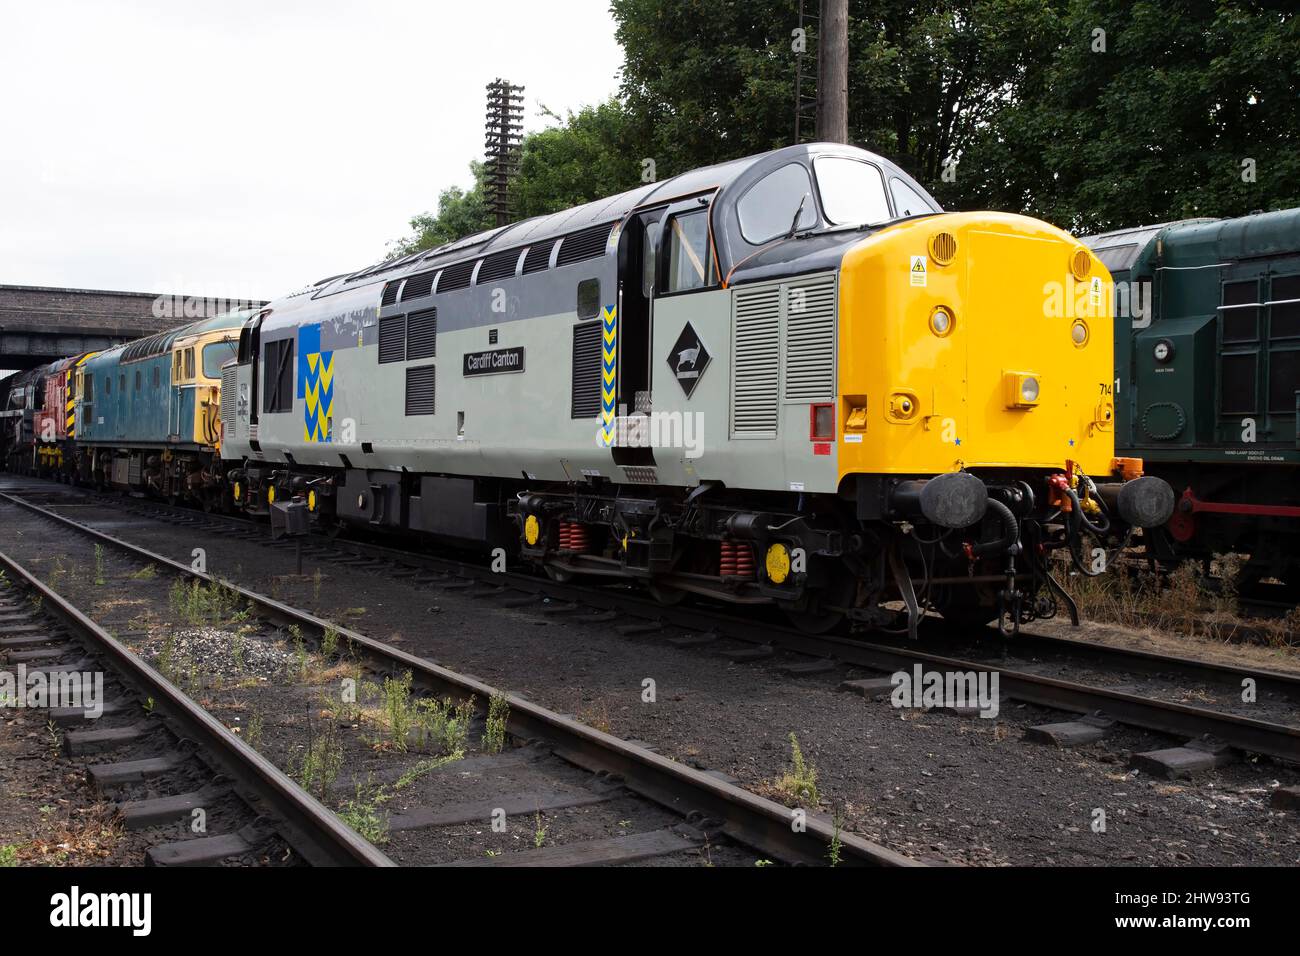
[837,211,1115,478]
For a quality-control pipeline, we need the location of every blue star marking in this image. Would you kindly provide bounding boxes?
[1068,438,1076,447]
[954,438,962,446]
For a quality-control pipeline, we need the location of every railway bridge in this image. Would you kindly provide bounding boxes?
[0,285,265,371]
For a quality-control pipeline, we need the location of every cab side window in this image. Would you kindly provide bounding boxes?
[664,210,717,294]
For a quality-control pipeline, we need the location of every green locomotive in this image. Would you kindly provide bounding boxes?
[1086,208,1300,593]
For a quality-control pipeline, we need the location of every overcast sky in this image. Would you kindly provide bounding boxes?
[0,0,624,301]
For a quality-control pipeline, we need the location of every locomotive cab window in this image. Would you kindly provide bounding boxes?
[664,210,717,294]
[889,177,934,219]
[814,156,892,226]
[738,163,818,244]
[203,340,237,378]
[263,338,294,414]
[577,278,601,320]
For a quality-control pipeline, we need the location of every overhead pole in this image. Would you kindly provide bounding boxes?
[484,79,525,227]
[815,0,849,144]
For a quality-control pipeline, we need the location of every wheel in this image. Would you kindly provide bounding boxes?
[544,563,574,584]
[779,564,855,634]
[647,581,686,606]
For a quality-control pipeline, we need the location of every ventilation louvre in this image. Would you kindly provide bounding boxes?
[379,315,407,364]
[477,249,521,282]
[221,365,237,439]
[783,275,837,401]
[730,285,782,438]
[407,308,437,361]
[405,365,436,416]
[556,223,614,267]
[439,259,476,291]
[522,241,556,274]
[570,320,603,418]
[381,281,401,307]
[401,271,437,301]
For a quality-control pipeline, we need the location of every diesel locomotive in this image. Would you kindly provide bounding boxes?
[1086,208,1300,593]
[0,312,249,505]
[211,142,1173,635]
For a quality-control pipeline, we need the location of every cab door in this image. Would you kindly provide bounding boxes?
[614,206,667,465]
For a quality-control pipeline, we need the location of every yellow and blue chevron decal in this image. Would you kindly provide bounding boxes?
[600,305,617,447]
[298,324,334,443]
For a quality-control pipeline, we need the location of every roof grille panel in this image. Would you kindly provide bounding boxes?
[477,249,521,283]
[522,240,556,274]
[439,259,476,292]
[556,223,615,267]
[381,280,401,307]
[401,271,437,301]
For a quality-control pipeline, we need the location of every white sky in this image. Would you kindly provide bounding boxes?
[0,0,624,301]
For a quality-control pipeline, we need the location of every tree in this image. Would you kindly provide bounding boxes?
[388,161,494,257]
[967,0,1300,232]
[512,101,646,219]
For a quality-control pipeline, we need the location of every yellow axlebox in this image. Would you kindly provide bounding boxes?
[837,211,1115,480]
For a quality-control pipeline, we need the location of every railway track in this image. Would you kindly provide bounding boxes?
[0,545,392,867]
[10,481,1300,770]
[0,485,914,867]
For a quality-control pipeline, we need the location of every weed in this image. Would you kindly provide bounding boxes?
[533,811,547,848]
[482,692,509,754]
[577,699,611,734]
[93,545,105,586]
[294,720,343,797]
[245,708,264,750]
[776,732,819,806]
[45,719,62,757]
[0,845,17,867]
[828,805,843,867]
[412,695,475,755]
[393,753,463,790]
[129,565,157,581]
[339,778,390,845]
[231,632,245,672]
[321,623,340,659]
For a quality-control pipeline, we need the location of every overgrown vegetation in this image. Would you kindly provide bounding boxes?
[1062,553,1298,648]
[776,732,819,807]
[339,777,390,845]
[482,692,509,754]
[168,577,249,627]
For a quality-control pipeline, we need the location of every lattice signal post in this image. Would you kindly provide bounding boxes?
[484,79,525,227]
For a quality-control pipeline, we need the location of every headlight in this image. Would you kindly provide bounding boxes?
[1020,377,1040,403]
[1071,321,1089,346]
[930,306,954,337]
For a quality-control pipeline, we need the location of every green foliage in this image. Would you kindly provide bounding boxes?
[0,845,18,867]
[482,692,509,754]
[391,1,1296,250]
[339,777,390,845]
[389,162,495,257]
[776,732,819,806]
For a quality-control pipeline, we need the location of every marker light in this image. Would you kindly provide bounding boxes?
[930,306,954,337]
[1021,377,1040,403]
[1071,321,1089,347]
